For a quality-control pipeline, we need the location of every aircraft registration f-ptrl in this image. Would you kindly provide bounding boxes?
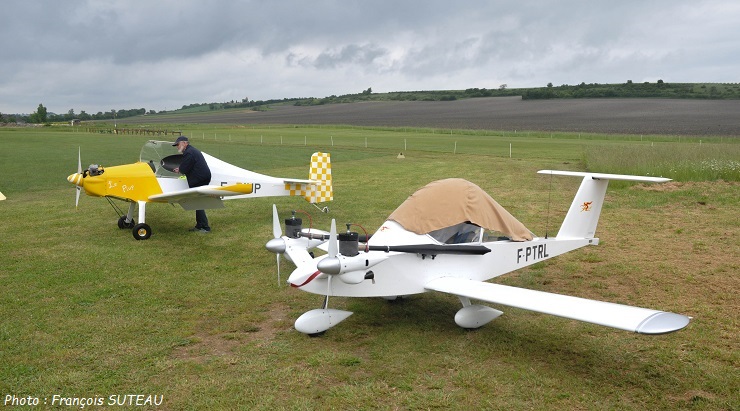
[67,140,332,240]
[267,171,691,336]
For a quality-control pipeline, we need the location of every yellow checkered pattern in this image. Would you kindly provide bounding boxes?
[285,152,333,203]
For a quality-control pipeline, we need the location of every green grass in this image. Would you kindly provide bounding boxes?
[584,142,740,181]
[0,126,737,410]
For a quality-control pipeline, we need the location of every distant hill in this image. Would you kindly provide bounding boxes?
[12,82,739,125]
[171,82,740,115]
[115,95,740,136]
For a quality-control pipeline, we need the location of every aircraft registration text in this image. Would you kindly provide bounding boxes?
[516,244,549,264]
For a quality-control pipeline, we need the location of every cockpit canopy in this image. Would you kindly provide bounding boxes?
[139,140,183,178]
[387,178,533,242]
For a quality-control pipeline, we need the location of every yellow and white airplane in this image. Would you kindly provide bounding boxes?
[67,140,332,240]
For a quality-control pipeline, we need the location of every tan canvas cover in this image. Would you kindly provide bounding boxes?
[387,178,533,241]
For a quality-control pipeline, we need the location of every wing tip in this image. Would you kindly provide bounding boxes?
[537,169,671,183]
[635,312,691,335]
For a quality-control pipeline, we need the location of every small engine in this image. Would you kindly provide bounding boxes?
[338,224,359,257]
[285,211,302,238]
[86,164,104,176]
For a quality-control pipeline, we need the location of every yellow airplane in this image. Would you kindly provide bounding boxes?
[67,140,332,240]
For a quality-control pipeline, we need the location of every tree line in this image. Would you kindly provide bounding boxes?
[0,104,151,124]
[521,81,740,100]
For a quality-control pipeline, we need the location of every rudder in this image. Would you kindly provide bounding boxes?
[538,170,671,240]
[306,152,332,203]
[557,175,608,239]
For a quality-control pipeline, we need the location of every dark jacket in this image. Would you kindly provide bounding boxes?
[179,145,211,188]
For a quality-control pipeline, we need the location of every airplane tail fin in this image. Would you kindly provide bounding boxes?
[305,152,332,204]
[538,170,670,239]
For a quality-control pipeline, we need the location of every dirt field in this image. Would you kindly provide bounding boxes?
[124,97,740,136]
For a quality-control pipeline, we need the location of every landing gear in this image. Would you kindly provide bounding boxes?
[294,295,353,336]
[118,216,135,229]
[132,223,152,240]
[454,297,503,329]
[109,200,152,240]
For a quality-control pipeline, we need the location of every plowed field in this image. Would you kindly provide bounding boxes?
[123,97,740,136]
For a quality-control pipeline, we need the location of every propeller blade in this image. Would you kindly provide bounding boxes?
[269,204,284,286]
[272,204,282,239]
[276,254,281,286]
[328,219,337,258]
[75,147,82,209]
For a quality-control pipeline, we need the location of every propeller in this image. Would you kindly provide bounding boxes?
[265,204,286,286]
[75,147,82,208]
[316,220,340,275]
[326,219,337,297]
[272,203,282,239]
[328,219,337,258]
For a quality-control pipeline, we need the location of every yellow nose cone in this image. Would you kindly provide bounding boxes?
[67,173,83,187]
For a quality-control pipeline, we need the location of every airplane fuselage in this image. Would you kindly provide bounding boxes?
[291,221,597,298]
[68,162,165,202]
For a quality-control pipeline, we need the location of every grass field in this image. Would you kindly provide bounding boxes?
[1,125,737,410]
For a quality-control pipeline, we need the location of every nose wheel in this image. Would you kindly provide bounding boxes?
[132,223,152,240]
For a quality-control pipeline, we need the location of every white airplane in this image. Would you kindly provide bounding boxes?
[266,171,691,336]
[67,140,332,240]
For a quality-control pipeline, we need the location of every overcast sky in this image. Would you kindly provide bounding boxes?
[1,0,738,115]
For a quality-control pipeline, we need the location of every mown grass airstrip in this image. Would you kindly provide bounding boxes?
[0,125,737,410]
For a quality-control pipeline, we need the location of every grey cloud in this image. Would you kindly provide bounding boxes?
[1,0,738,114]
[290,44,389,70]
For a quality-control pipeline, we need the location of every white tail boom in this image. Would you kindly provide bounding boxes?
[538,170,671,240]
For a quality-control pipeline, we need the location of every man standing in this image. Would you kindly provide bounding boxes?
[172,136,212,233]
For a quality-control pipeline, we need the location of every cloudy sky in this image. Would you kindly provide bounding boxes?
[1,0,738,115]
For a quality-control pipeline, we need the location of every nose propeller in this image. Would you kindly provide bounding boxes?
[67,147,83,208]
[265,204,286,286]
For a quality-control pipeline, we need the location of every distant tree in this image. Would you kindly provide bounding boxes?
[657,79,664,83]
[29,103,48,123]
[547,83,553,88]
[362,87,372,95]
[499,84,507,90]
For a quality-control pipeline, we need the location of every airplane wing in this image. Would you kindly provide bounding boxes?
[425,277,690,334]
[148,183,255,210]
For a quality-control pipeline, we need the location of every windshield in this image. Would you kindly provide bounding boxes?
[139,140,182,178]
[428,222,482,244]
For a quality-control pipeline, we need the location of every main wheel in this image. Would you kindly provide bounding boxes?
[132,223,152,240]
[118,216,135,229]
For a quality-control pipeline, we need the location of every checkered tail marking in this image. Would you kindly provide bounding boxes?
[284,152,332,203]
